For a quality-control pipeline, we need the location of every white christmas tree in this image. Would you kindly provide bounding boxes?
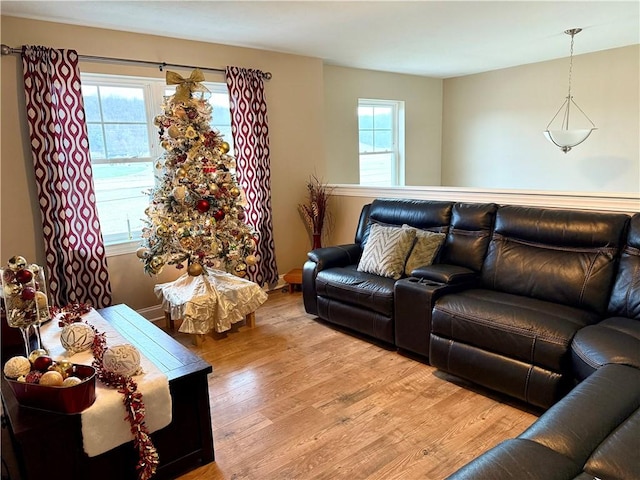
[137,69,257,277]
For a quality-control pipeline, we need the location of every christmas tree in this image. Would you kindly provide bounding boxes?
[137,69,257,277]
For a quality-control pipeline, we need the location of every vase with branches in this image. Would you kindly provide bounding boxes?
[298,175,333,250]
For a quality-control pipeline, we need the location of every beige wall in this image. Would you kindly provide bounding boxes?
[1,16,326,309]
[323,65,442,185]
[442,45,640,193]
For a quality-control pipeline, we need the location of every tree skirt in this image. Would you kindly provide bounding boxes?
[154,270,268,334]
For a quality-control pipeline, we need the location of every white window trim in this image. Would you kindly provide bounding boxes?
[358,98,405,186]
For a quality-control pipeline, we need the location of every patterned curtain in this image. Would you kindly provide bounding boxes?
[21,46,112,308]
[225,67,278,287]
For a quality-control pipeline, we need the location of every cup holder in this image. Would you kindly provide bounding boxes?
[407,277,442,287]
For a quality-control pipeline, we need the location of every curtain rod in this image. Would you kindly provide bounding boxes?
[0,44,272,80]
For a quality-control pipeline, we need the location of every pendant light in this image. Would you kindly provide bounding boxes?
[544,28,596,153]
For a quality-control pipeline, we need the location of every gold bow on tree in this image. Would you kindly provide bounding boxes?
[166,69,209,102]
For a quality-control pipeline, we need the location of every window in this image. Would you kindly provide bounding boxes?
[81,74,233,252]
[358,99,405,186]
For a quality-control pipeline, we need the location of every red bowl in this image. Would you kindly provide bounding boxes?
[5,364,96,414]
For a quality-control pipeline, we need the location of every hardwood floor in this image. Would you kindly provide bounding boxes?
[169,290,539,480]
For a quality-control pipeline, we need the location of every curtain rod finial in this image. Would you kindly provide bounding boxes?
[1,44,12,56]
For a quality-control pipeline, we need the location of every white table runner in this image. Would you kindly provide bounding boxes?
[40,309,172,457]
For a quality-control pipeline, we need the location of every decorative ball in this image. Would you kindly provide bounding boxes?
[2,269,15,283]
[57,359,74,375]
[220,141,230,154]
[4,283,20,297]
[176,167,187,179]
[234,263,247,277]
[230,187,240,198]
[209,184,219,195]
[245,255,257,266]
[20,286,36,301]
[167,125,181,138]
[40,370,64,387]
[3,356,31,379]
[32,355,53,372]
[237,211,246,221]
[213,209,225,221]
[62,376,82,387]
[8,256,28,271]
[196,199,211,213]
[35,290,49,310]
[15,268,33,284]
[172,185,187,203]
[156,225,168,236]
[60,323,96,353]
[187,262,204,277]
[28,349,48,363]
[135,247,150,259]
[150,256,164,269]
[102,344,141,377]
[25,370,43,384]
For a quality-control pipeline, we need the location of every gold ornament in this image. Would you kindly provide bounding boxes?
[223,205,230,213]
[150,256,164,269]
[156,225,168,236]
[172,185,188,203]
[220,141,230,154]
[136,247,150,259]
[209,184,219,194]
[234,263,247,277]
[230,187,240,197]
[245,254,257,266]
[176,168,187,179]
[187,262,204,276]
[168,125,181,138]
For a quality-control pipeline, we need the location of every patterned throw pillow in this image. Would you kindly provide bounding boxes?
[357,223,417,279]
[403,225,446,276]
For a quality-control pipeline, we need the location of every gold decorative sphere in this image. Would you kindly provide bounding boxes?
[187,262,204,276]
[220,141,230,154]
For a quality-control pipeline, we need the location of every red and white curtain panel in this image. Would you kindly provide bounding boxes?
[21,46,112,308]
[226,66,279,287]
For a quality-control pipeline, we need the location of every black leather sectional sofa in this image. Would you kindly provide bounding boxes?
[302,198,639,479]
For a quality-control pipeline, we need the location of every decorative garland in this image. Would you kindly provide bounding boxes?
[54,303,159,480]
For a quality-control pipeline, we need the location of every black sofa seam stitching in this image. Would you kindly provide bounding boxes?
[436,307,569,346]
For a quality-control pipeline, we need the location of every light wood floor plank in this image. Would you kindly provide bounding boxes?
[171,290,539,480]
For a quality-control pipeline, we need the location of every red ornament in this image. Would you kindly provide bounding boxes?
[15,268,33,284]
[20,286,36,301]
[213,209,225,221]
[32,355,53,372]
[196,199,211,213]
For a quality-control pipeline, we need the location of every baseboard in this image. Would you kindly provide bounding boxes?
[135,274,288,323]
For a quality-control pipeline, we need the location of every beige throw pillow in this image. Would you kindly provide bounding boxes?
[403,225,446,276]
[357,223,416,279]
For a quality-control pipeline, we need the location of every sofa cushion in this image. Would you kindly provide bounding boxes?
[402,225,445,275]
[315,266,396,316]
[481,206,629,314]
[432,289,600,371]
[571,317,640,379]
[357,223,416,279]
[607,213,640,319]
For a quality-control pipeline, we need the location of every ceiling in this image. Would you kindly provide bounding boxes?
[2,1,638,78]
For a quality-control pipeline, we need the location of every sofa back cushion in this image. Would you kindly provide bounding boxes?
[608,213,640,319]
[481,206,629,314]
[440,202,498,272]
[358,199,453,247]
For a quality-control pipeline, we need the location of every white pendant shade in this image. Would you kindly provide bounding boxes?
[544,128,595,153]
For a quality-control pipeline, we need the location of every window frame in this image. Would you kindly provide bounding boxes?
[80,73,232,257]
[357,98,405,187]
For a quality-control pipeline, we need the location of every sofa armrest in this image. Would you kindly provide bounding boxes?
[307,244,362,271]
[303,244,362,315]
[411,263,479,285]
